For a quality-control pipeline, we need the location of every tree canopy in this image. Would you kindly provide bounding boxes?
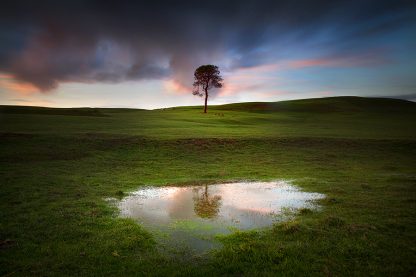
[192,65,223,113]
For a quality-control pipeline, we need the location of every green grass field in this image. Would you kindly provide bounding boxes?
[1,96,415,276]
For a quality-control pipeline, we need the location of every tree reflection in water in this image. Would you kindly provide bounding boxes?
[193,185,222,218]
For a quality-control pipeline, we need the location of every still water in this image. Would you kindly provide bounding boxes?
[113,181,324,252]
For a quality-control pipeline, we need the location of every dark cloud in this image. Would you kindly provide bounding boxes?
[0,0,415,92]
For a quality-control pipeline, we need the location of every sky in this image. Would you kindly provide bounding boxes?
[0,0,415,109]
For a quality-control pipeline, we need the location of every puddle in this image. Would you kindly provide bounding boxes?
[112,181,325,253]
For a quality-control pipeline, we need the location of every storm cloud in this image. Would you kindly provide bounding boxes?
[0,0,415,92]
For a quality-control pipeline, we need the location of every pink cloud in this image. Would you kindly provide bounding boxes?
[217,63,282,97]
[0,74,40,95]
[286,49,392,69]
[219,83,264,97]
[164,79,192,95]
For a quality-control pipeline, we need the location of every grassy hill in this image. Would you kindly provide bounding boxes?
[0,97,415,276]
[1,96,415,139]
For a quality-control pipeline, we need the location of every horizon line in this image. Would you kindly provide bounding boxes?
[1,95,415,110]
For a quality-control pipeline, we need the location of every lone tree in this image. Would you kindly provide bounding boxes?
[192,65,223,113]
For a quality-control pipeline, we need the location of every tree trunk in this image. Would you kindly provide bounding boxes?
[204,88,208,113]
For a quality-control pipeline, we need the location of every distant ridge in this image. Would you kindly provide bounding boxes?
[1,96,415,115]
[212,96,416,113]
[0,106,107,117]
